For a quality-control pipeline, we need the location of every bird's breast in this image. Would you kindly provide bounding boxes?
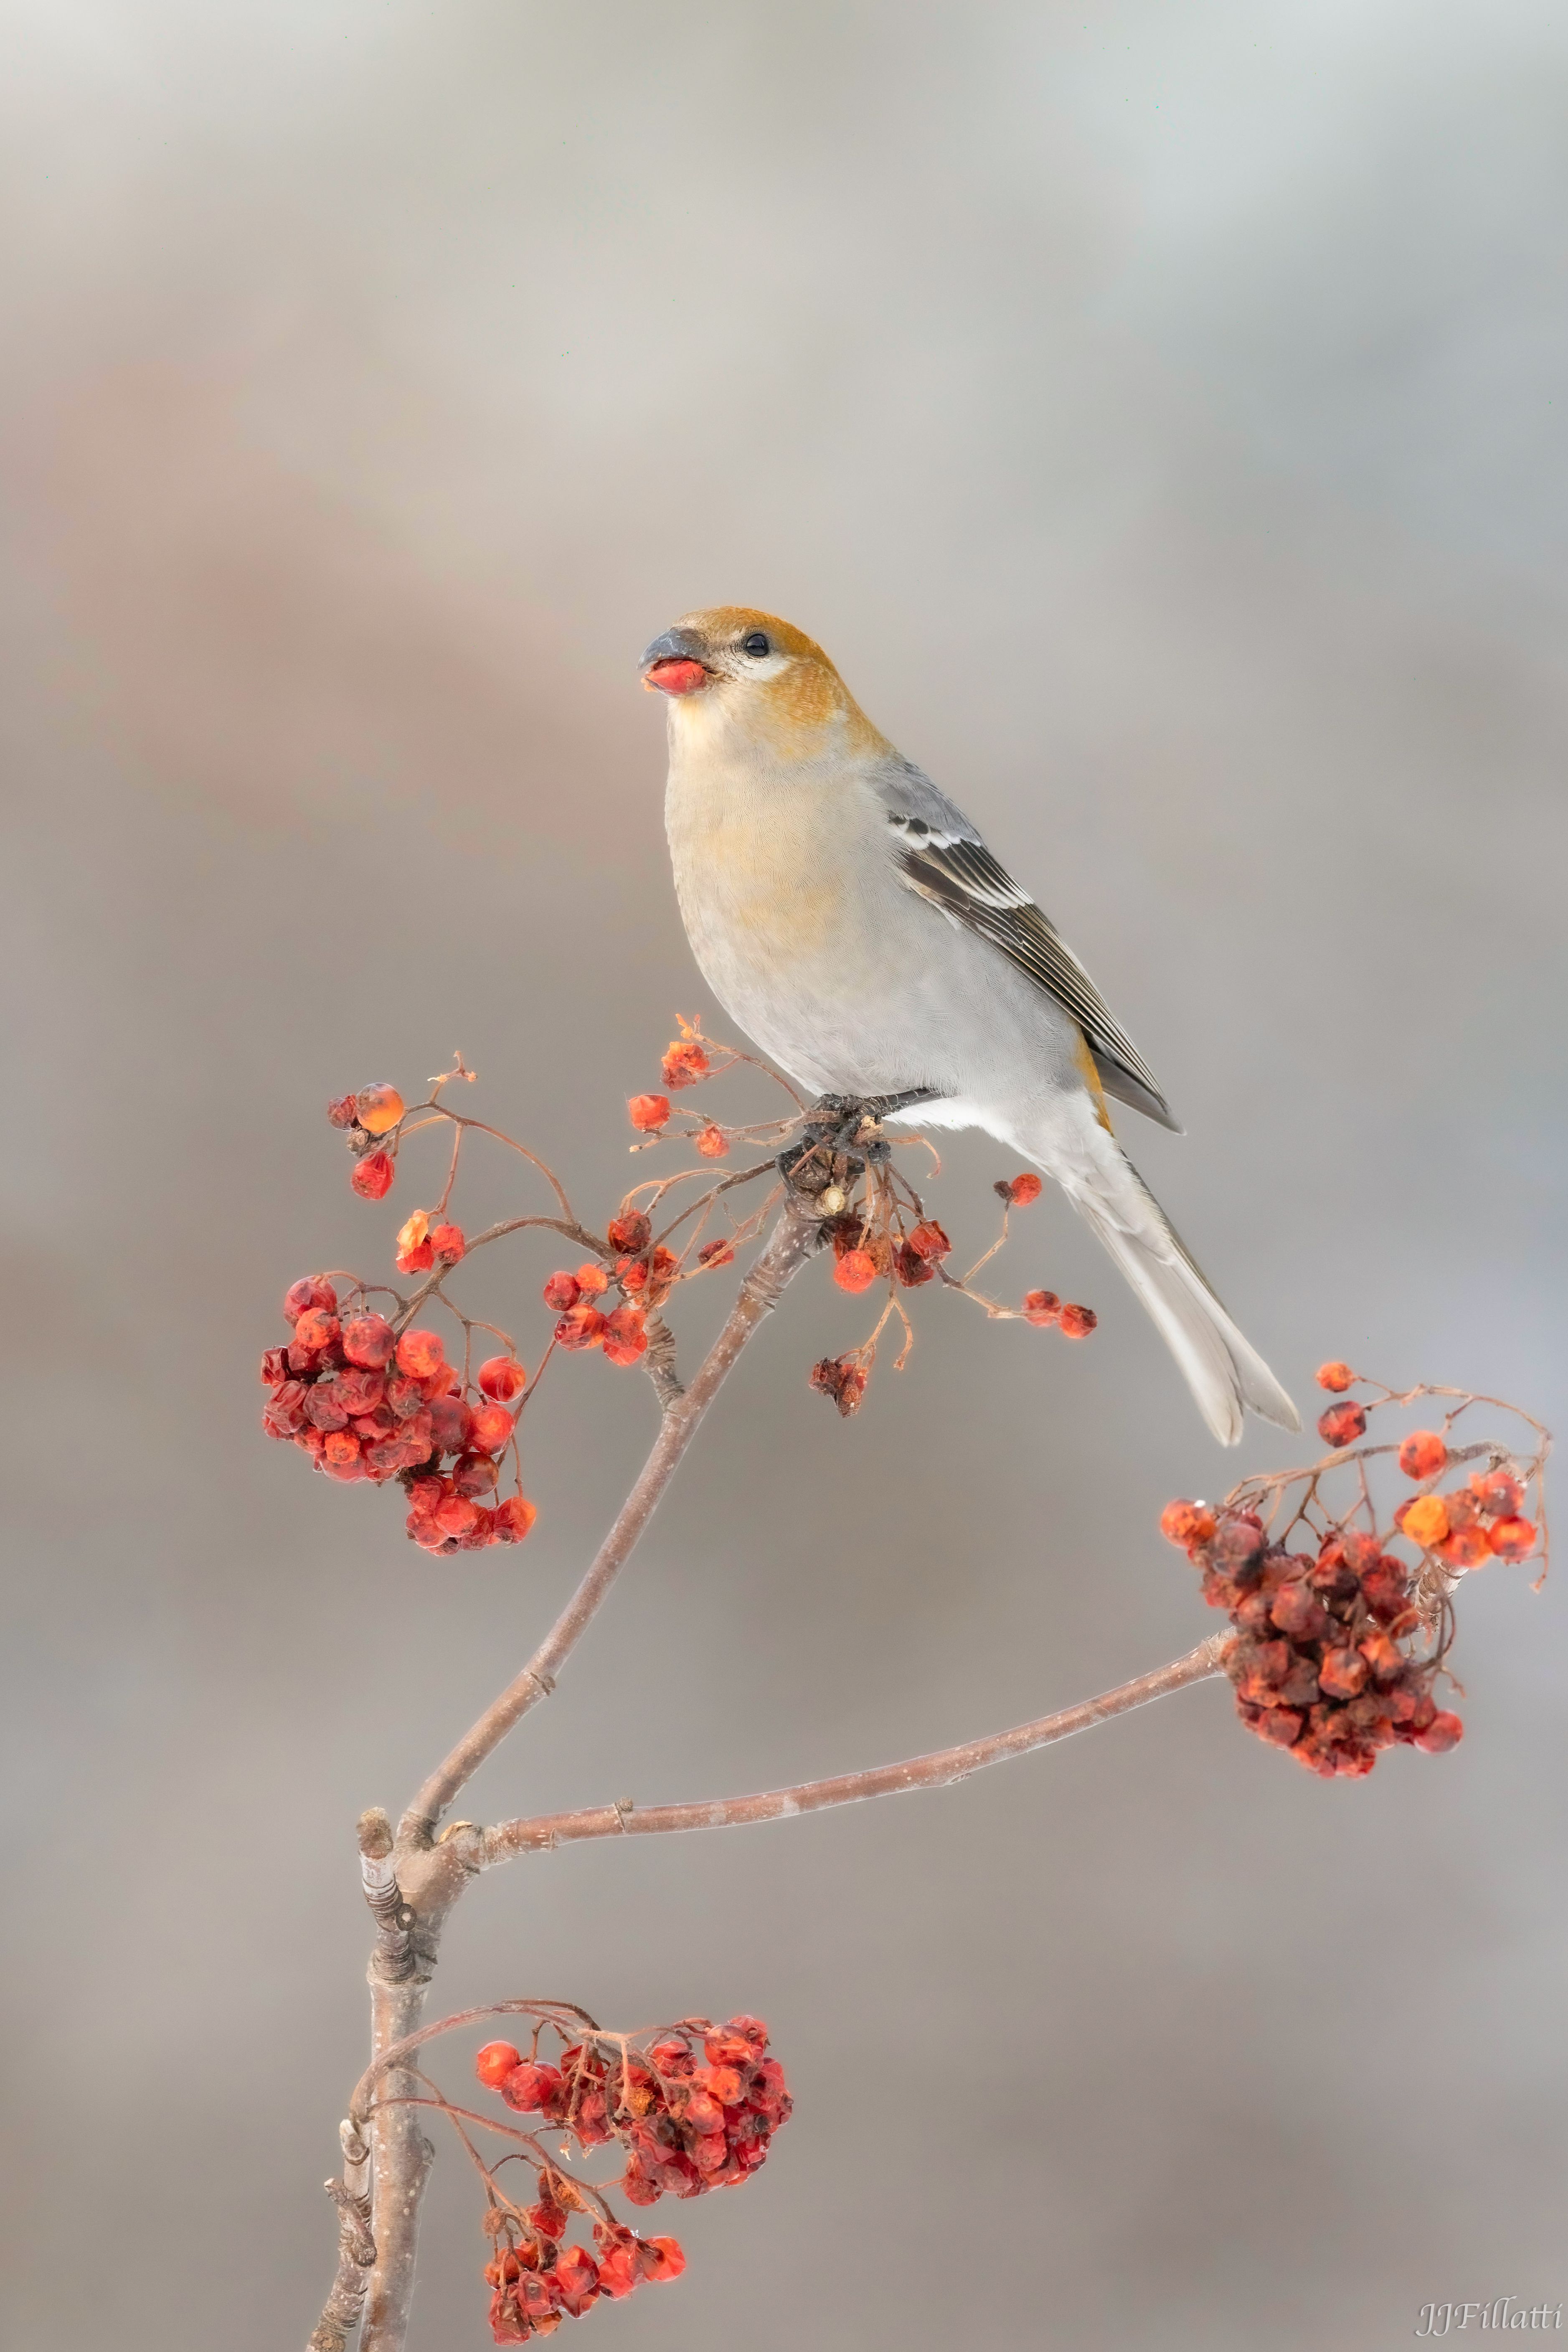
[664,756,853,982]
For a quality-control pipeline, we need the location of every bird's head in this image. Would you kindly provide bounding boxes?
[639,607,884,760]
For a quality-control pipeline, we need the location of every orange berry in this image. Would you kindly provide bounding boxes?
[660,1040,710,1090]
[576,1261,609,1297]
[342,1313,395,1369]
[1471,1468,1524,1519]
[1022,1289,1060,1326]
[469,1402,514,1454]
[1058,1303,1097,1338]
[695,1123,729,1157]
[834,1249,878,1293]
[477,1356,527,1403]
[1160,1500,1217,1549]
[1398,1430,1447,1481]
[350,1150,394,1200]
[1436,1523,1491,1570]
[1414,1709,1464,1754]
[607,1209,652,1253]
[1005,1173,1043,1205]
[1401,1493,1450,1549]
[628,1093,670,1133]
[355,1083,405,1136]
[1487,1515,1536,1561]
[1315,1361,1356,1393]
[555,1304,607,1351]
[429,1222,465,1265]
[639,2236,685,2282]
[601,1304,649,1366]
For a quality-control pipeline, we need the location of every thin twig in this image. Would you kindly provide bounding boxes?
[479,1637,1229,1861]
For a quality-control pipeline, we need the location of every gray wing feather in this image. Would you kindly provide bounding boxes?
[873,761,1180,1132]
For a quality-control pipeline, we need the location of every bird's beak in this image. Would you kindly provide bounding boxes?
[639,628,712,697]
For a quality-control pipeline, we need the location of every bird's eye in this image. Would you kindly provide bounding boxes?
[741,631,770,658]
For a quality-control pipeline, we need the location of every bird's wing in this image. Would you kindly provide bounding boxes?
[874,762,1180,1132]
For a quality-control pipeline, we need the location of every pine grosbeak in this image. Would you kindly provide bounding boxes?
[642,605,1297,1444]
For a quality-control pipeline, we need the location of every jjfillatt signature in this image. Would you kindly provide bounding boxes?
[1417,2304,1562,2336]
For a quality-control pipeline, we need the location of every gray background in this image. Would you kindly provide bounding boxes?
[3,3,1565,2346]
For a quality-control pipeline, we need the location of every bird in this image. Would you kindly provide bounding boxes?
[639,605,1298,1445]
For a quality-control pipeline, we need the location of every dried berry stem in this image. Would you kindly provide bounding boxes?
[477,1637,1228,1860]
[400,1191,825,1841]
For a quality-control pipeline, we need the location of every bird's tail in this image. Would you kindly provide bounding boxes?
[1046,1124,1299,1446]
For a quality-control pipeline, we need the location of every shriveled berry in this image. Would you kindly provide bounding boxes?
[322,1429,362,1477]
[596,2242,640,2299]
[608,1209,653,1253]
[628,1093,671,1133]
[1270,1581,1329,1641]
[474,2041,522,2089]
[351,1150,394,1200]
[1487,1515,1536,1561]
[341,1312,395,1369]
[602,1304,649,1366]
[1436,1523,1490,1570]
[661,1040,710,1089]
[395,1328,445,1379]
[894,1241,934,1286]
[260,1346,290,1385]
[834,1249,878,1293]
[697,1237,735,1268]
[355,1083,405,1135]
[695,1124,729,1157]
[1398,1429,1448,1480]
[1317,1401,1367,1448]
[1318,1646,1369,1700]
[429,1222,465,1265]
[555,1305,608,1351]
[293,1307,342,1357]
[1022,1289,1060,1326]
[1003,1173,1043,1205]
[284,1276,338,1324]
[639,2236,685,2283]
[1472,1468,1524,1519]
[809,1355,868,1416]
[542,1271,580,1311]
[1415,1709,1464,1754]
[1058,1303,1097,1338]
[470,1359,522,1408]
[327,1093,359,1129]
[492,1494,538,1543]
[554,2245,600,2314]
[1315,1361,1356,1393]
[907,1220,951,1262]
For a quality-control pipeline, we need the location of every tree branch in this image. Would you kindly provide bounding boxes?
[398,1191,825,1841]
[478,1636,1230,1862]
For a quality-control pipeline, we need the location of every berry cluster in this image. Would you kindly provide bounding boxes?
[471,2017,791,2340]
[1162,1499,1461,1775]
[1160,1364,1546,1777]
[260,1279,536,1551]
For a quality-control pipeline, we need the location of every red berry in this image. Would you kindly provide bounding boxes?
[608,1209,653,1253]
[596,2243,641,2299]
[322,1429,362,1477]
[293,1307,342,1357]
[429,1222,465,1265]
[477,1355,527,1403]
[628,1093,671,1133]
[260,1346,290,1385]
[697,1237,735,1268]
[1487,1515,1536,1561]
[284,1276,338,1324]
[555,1304,608,1351]
[602,1304,649,1366]
[1398,1429,1447,1480]
[1005,1173,1043,1205]
[906,1219,951,1262]
[695,1123,729,1157]
[1058,1303,1097,1339]
[341,1313,395,1369]
[395,1328,445,1379]
[492,1494,538,1543]
[467,1402,514,1454]
[554,2245,600,2314]
[351,1150,394,1201]
[1471,1468,1524,1518]
[355,1083,404,1136]
[542,1271,581,1311]
[1415,1709,1464,1754]
[1436,1523,1491,1570]
[1318,1646,1369,1700]
[834,1248,878,1293]
[1317,1401,1367,1448]
[1315,1361,1356,1392]
[428,1394,474,1453]
[1022,1289,1060,1326]
[474,2041,523,2089]
[639,2236,685,2283]
[574,1261,609,1298]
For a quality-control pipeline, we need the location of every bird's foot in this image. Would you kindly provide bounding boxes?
[779,1088,942,1191]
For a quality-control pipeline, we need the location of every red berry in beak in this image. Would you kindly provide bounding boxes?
[643,658,709,696]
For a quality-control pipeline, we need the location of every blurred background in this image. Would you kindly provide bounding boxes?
[3,2,1565,2345]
